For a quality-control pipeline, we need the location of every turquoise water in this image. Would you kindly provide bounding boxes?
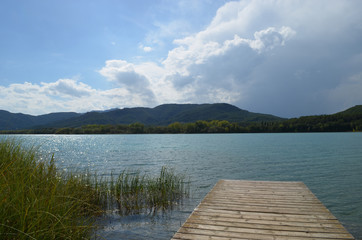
[4,133,362,239]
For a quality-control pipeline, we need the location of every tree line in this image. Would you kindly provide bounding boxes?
[1,113,361,134]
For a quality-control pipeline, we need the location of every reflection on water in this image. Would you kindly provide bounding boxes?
[3,133,362,239]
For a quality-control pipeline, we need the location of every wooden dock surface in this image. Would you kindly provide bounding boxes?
[172,180,354,240]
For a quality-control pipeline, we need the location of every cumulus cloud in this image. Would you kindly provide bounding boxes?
[159,0,362,116]
[98,60,156,104]
[0,78,156,115]
[42,78,95,98]
[139,44,153,52]
[163,26,295,84]
[99,60,147,87]
[250,26,296,52]
[154,21,296,106]
[143,46,152,52]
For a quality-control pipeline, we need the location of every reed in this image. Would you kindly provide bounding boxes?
[0,138,189,239]
[112,166,189,215]
[0,139,103,239]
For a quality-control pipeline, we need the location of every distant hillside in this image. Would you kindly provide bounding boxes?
[0,103,283,130]
[153,103,279,124]
[266,105,362,132]
[0,110,80,130]
[336,105,362,115]
[42,103,283,128]
[2,104,360,132]
[0,110,33,130]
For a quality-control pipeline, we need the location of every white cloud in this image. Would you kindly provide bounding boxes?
[250,26,296,52]
[98,60,156,104]
[157,23,296,106]
[165,26,295,74]
[138,44,153,52]
[42,78,95,98]
[0,78,154,115]
[158,0,362,116]
[143,46,152,52]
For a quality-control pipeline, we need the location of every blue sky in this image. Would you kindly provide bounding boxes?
[1,0,362,117]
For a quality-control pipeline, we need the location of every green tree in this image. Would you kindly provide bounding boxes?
[129,122,145,134]
[168,122,183,133]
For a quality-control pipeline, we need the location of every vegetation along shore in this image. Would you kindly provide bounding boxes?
[0,138,189,239]
[1,104,361,134]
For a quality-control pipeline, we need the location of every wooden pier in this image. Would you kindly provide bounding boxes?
[172,180,354,240]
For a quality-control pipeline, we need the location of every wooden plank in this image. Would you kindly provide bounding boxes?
[186,217,348,233]
[200,199,330,211]
[207,190,318,199]
[181,222,353,239]
[192,208,339,221]
[171,180,354,240]
[202,198,326,209]
[188,214,345,229]
[197,203,330,215]
[174,228,351,240]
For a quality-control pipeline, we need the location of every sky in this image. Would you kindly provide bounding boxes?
[1,0,362,118]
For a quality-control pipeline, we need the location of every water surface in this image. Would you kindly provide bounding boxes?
[5,133,362,239]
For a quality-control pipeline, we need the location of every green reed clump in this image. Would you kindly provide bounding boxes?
[147,166,188,209]
[112,166,189,215]
[0,139,103,239]
[0,139,190,239]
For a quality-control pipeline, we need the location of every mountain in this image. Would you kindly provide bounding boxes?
[1,104,361,132]
[0,103,283,130]
[151,103,281,124]
[0,111,81,130]
[336,105,362,115]
[273,105,362,132]
[0,110,34,130]
[43,103,284,128]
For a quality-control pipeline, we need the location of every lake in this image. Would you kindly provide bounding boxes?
[4,133,362,239]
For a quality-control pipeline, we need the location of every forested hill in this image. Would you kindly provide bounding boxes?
[336,105,362,115]
[258,105,362,132]
[0,110,81,130]
[37,103,284,128]
[0,103,282,130]
[1,104,361,133]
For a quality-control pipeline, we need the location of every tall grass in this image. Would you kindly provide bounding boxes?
[113,167,189,215]
[0,138,189,239]
[0,139,102,239]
